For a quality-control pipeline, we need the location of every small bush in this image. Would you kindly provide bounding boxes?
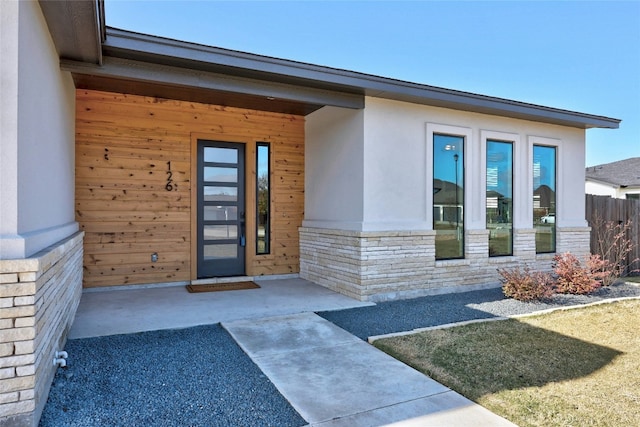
[498,266,555,302]
[553,252,603,295]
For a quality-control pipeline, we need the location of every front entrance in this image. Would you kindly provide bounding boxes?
[197,140,246,278]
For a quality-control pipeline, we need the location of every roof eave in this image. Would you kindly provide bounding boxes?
[101,27,621,128]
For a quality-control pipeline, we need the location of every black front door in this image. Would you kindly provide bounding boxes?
[197,140,245,278]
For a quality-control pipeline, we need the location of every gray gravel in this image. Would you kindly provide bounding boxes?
[318,282,640,340]
[40,324,306,427]
[41,282,639,426]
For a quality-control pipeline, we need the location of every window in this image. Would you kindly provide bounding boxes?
[434,134,464,259]
[533,145,556,253]
[486,140,513,256]
[256,143,270,254]
[626,194,639,200]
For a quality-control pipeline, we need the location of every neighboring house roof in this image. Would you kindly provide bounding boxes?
[40,0,621,128]
[585,157,640,187]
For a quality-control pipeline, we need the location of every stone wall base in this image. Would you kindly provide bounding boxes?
[300,227,591,302]
[0,232,83,427]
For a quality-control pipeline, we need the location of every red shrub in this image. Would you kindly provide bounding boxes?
[498,266,555,302]
[552,252,603,295]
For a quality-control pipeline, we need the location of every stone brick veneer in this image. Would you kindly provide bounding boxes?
[0,232,83,427]
[556,227,592,260]
[300,226,591,302]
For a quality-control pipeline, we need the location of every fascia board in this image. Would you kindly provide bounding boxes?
[102,28,620,129]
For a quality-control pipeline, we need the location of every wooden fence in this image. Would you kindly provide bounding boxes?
[585,194,640,275]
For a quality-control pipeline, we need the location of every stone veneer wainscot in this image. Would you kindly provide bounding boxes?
[0,232,83,427]
[300,227,591,302]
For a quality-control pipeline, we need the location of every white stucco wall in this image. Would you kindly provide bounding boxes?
[361,99,430,231]
[304,106,365,230]
[304,96,588,231]
[0,0,78,259]
[585,180,640,199]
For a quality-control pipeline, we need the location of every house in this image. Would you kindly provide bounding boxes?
[0,1,621,425]
[585,157,640,199]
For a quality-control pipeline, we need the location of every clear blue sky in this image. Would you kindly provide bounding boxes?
[105,1,639,167]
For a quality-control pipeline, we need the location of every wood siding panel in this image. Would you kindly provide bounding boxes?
[76,89,304,288]
[586,194,640,274]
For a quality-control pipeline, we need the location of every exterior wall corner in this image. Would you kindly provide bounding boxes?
[0,232,83,427]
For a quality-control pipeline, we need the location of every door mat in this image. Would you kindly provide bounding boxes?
[186,281,260,293]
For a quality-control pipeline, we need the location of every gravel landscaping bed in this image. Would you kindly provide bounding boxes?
[40,324,305,427]
[318,282,640,340]
[40,281,639,426]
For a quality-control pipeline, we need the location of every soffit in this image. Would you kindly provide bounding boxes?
[39,0,103,64]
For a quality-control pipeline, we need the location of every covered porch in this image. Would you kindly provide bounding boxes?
[69,276,372,339]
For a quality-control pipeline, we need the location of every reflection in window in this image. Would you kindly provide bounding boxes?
[204,147,237,163]
[487,140,513,256]
[533,145,556,253]
[257,143,270,254]
[434,134,464,259]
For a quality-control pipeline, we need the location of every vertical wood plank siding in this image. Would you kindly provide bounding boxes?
[586,194,640,275]
[76,90,304,288]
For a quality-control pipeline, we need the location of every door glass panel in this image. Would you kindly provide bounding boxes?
[203,244,237,260]
[204,186,237,202]
[204,206,238,221]
[204,167,237,183]
[203,225,237,240]
[204,147,237,164]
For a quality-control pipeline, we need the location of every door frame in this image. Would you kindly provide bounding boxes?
[196,140,246,278]
[190,134,257,281]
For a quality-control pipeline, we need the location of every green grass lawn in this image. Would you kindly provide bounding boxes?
[374,300,640,427]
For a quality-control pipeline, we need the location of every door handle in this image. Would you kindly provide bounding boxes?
[239,211,246,247]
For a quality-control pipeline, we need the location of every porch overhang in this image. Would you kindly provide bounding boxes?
[62,57,364,116]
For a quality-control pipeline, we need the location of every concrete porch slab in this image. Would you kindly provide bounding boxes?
[69,277,373,339]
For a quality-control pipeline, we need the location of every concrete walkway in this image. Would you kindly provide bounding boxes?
[69,278,517,426]
[224,312,516,426]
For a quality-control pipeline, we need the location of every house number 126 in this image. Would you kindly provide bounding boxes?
[166,161,177,191]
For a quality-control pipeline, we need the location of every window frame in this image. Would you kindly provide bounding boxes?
[256,142,271,255]
[532,142,557,254]
[428,124,470,260]
[485,138,514,257]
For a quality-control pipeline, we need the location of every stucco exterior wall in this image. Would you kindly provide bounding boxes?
[304,106,365,230]
[361,97,588,230]
[0,0,78,260]
[0,3,83,426]
[302,97,591,300]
